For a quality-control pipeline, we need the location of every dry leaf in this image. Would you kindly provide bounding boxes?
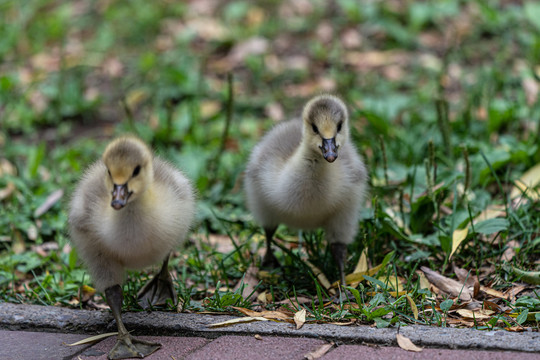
[339,262,384,287]
[502,240,519,262]
[456,308,495,320]
[233,264,260,301]
[34,189,64,218]
[480,286,507,299]
[294,309,306,330]
[304,260,334,295]
[207,316,269,328]
[417,271,431,290]
[510,162,540,201]
[453,265,480,298]
[420,267,471,301]
[232,306,292,321]
[65,332,118,346]
[450,227,468,259]
[254,334,263,340]
[0,181,15,200]
[396,333,422,352]
[405,294,418,320]
[304,342,334,359]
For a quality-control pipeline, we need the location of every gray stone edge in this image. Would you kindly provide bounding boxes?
[0,302,538,353]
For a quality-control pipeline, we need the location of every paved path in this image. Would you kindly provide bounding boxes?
[1,330,539,360]
[0,303,539,359]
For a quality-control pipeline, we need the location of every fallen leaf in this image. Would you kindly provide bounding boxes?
[254,334,263,340]
[304,260,335,295]
[396,333,422,352]
[510,162,540,201]
[450,227,468,259]
[79,285,96,303]
[405,294,418,320]
[482,300,501,312]
[304,342,334,359]
[504,326,525,332]
[207,316,269,328]
[453,265,480,297]
[456,308,495,320]
[257,290,271,305]
[503,284,528,302]
[340,263,383,287]
[34,189,64,218]
[417,271,431,290]
[420,267,471,301]
[480,286,507,299]
[232,306,292,321]
[502,240,519,262]
[0,182,15,200]
[65,332,118,346]
[233,264,260,301]
[294,309,306,330]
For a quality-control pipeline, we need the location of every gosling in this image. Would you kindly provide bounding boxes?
[69,136,195,359]
[244,95,368,285]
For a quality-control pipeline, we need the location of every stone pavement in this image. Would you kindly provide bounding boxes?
[0,303,539,360]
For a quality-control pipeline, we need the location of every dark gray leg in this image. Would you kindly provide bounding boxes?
[105,285,161,359]
[261,227,280,268]
[330,242,347,286]
[137,255,177,309]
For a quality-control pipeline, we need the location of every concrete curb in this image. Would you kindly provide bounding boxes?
[0,303,538,353]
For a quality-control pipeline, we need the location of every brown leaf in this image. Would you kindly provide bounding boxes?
[34,189,64,218]
[396,333,422,352]
[453,265,480,298]
[304,342,334,359]
[232,306,292,322]
[483,300,502,312]
[456,308,495,320]
[420,267,471,301]
[480,286,507,299]
[294,308,306,330]
[304,260,334,295]
[208,316,269,328]
[233,264,259,301]
[502,240,519,262]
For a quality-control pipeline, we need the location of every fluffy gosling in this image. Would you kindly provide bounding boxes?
[69,136,195,359]
[244,95,368,285]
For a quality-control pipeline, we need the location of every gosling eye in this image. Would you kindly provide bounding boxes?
[337,122,343,132]
[132,165,141,177]
[311,123,319,134]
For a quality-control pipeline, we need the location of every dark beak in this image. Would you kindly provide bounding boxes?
[319,138,338,163]
[111,184,131,210]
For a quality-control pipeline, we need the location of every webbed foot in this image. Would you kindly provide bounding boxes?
[108,334,161,359]
[137,257,177,309]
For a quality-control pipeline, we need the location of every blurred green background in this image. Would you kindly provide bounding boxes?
[0,0,539,328]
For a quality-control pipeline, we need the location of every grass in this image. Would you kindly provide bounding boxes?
[1,0,539,331]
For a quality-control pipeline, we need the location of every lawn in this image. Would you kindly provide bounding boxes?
[1,0,539,331]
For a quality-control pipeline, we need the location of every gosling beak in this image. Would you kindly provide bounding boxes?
[319,138,338,163]
[111,184,131,210]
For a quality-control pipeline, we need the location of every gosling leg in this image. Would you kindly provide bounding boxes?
[137,255,177,309]
[330,242,347,286]
[261,227,280,268]
[105,285,161,359]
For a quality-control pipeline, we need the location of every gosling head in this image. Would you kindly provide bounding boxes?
[102,137,153,210]
[302,95,349,163]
